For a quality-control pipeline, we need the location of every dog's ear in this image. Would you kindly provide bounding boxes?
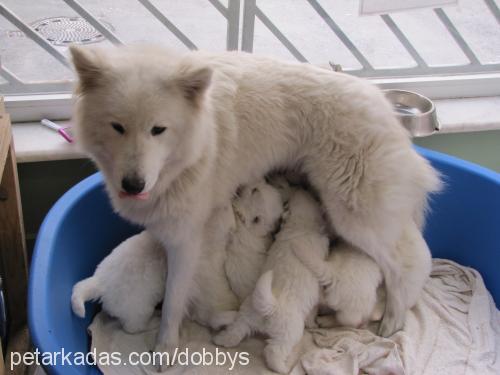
[177,66,213,106]
[69,45,107,93]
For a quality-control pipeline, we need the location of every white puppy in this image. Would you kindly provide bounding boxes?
[70,45,441,352]
[214,189,329,374]
[71,205,240,333]
[294,223,432,329]
[71,231,165,333]
[225,179,283,301]
[294,240,384,329]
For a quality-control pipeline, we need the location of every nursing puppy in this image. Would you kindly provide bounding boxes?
[71,205,239,333]
[71,231,165,333]
[294,224,432,328]
[225,179,283,301]
[295,240,384,329]
[214,190,329,374]
[70,45,440,353]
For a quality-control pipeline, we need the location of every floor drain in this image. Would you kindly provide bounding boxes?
[31,17,113,46]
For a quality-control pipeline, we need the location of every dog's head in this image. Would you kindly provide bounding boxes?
[233,180,284,237]
[70,45,213,206]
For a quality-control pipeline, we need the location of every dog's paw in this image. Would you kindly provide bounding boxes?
[153,342,178,372]
[377,309,405,337]
[212,329,243,348]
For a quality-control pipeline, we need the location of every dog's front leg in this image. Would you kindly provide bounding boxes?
[154,225,202,364]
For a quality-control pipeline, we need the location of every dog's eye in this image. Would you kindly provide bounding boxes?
[151,126,167,136]
[111,122,125,134]
[252,216,260,224]
[251,187,259,194]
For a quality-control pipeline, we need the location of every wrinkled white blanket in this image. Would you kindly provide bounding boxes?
[89,259,500,374]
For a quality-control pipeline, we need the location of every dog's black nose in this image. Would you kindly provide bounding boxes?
[121,176,145,194]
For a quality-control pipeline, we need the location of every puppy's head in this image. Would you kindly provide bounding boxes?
[233,180,283,237]
[265,174,294,203]
[70,45,213,207]
[284,190,324,230]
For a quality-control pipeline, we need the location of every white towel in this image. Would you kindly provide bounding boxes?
[89,259,500,374]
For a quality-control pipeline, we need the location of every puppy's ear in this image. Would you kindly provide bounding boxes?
[177,66,213,106]
[70,45,107,93]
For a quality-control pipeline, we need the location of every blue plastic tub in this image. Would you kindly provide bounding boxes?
[29,147,500,374]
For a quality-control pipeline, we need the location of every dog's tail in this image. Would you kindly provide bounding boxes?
[291,244,331,286]
[71,277,101,318]
[252,271,278,317]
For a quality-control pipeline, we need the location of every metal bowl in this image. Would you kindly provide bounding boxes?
[383,89,440,137]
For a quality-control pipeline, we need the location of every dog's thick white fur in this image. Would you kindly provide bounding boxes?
[70,45,440,351]
[188,204,240,329]
[225,179,283,301]
[294,223,432,329]
[214,190,329,374]
[71,231,165,333]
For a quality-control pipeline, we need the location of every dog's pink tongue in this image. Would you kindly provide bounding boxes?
[119,191,150,200]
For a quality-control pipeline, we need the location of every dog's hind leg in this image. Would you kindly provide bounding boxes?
[305,159,408,337]
[333,207,405,335]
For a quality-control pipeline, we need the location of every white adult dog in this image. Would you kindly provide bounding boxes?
[70,45,440,354]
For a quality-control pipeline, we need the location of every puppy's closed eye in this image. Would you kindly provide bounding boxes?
[252,216,260,224]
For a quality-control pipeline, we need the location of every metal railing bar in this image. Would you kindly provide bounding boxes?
[241,0,256,52]
[255,6,308,62]
[208,0,228,18]
[0,4,71,68]
[226,0,240,50]
[306,0,373,70]
[483,0,500,23]
[0,66,23,85]
[137,0,197,50]
[380,14,427,68]
[434,8,480,65]
[62,0,123,45]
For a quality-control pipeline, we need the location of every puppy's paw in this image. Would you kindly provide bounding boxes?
[71,298,85,318]
[70,293,86,318]
[315,315,337,329]
[210,311,238,330]
[213,329,243,348]
[263,344,289,374]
